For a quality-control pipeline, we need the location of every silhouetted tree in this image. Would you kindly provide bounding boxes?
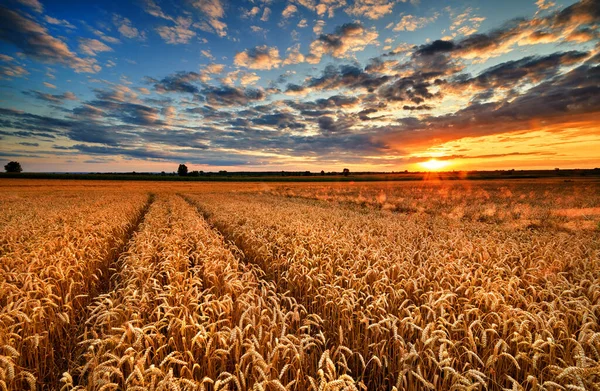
[343,168,350,176]
[4,161,22,173]
[321,170,325,176]
[177,164,188,176]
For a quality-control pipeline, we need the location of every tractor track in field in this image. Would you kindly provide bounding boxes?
[47,193,155,391]
[178,194,379,385]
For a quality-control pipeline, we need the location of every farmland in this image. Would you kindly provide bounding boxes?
[0,178,599,391]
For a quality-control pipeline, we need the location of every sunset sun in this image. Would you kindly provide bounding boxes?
[420,159,450,171]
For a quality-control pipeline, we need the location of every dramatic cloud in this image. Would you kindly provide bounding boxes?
[1,0,599,170]
[0,7,101,73]
[234,45,282,70]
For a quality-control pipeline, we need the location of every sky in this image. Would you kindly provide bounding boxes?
[0,0,598,172]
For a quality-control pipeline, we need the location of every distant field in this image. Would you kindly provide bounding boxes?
[0,179,599,391]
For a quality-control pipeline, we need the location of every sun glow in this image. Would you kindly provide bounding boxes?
[420,159,450,171]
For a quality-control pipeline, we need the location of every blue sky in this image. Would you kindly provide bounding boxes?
[0,0,598,172]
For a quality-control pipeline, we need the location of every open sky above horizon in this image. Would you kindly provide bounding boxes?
[0,0,598,172]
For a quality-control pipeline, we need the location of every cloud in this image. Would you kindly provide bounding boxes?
[0,7,101,73]
[43,82,56,89]
[416,1,600,62]
[282,4,298,18]
[536,0,556,11]
[156,17,196,44]
[377,63,600,148]
[250,25,268,35]
[261,7,272,22]
[200,85,267,107]
[0,64,29,79]
[377,75,440,104]
[297,19,308,28]
[240,72,260,85]
[113,14,145,39]
[150,71,203,94]
[307,22,378,64]
[299,64,391,92]
[454,50,590,91]
[44,16,76,29]
[283,43,305,65]
[242,6,261,18]
[302,0,347,18]
[201,50,215,60]
[392,14,438,32]
[200,63,226,81]
[446,7,485,38]
[24,90,77,103]
[220,70,260,86]
[345,0,396,20]
[234,45,282,70]
[78,38,113,56]
[91,29,121,44]
[143,0,175,21]
[15,0,42,13]
[192,0,227,37]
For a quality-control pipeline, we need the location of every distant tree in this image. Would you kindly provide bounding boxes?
[188,171,200,177]
[343,168,350,176]
[177,164,188,176]
[321,170,325,176]
[4,161,22,173]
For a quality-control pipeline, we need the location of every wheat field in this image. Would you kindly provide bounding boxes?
[0,179,599,391]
